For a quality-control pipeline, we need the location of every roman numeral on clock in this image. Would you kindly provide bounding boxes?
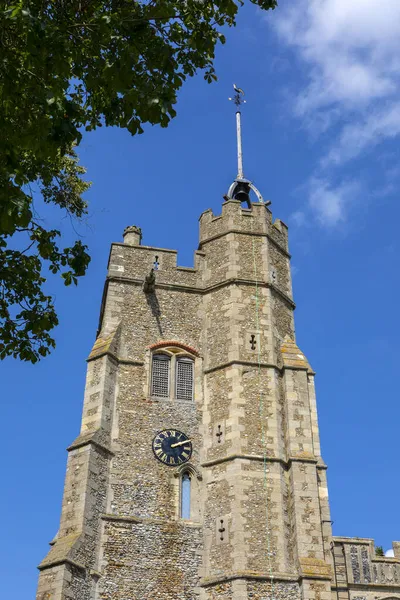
[153,430,192,466]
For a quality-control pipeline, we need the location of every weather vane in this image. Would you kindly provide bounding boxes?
[229,84,246,108]
[226,84,269,206]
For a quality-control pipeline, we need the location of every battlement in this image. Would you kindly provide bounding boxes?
[199,200,289,253]
[107,242,204,289]
[332,536,400,589]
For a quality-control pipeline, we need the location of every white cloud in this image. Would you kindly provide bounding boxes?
[385,549,395,557]
[308,177,360,226]
[273,0,400,115]
[268,0,400,225]
[323,103,400,166]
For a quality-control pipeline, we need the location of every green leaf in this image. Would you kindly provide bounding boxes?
[0,0,277,363]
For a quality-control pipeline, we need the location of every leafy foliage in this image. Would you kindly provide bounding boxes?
[0,0,277,362]
[375,546,384,557]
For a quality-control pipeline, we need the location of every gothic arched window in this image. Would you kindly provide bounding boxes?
[180,471,191,519]
[174,464,202,522]
[150,350,194,401]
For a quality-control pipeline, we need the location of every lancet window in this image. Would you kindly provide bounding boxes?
[180,471,191,519]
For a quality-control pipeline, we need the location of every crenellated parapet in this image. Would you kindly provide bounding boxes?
[199,199,289,254]
[36,188,399,600]
[333,537,400,600]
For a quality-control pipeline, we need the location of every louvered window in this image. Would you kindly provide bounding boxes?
[151,355,170,398]
[176,358,194,401]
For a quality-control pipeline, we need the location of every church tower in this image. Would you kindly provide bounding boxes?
[36,90,400,600]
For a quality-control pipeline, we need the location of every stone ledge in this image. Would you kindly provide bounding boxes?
[204,360,279,375]
[300,557,331,579]
[87,349,144,366]
[104,275,296,309]
[38,557,86,573]
[38,533,84,572]
[202,453,320,469]
[349,583,400,590]
[67,431,114,456]
[289,452,318,465]
[200,571,299,587]
[281,339,314,373]
[102,513,202,528]
[202,454,280,467]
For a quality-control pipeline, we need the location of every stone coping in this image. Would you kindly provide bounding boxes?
[112,242,178,254]
[333,536,376,544]
[346,582,400,589]
[38,556,86,572]
[67,434,113,456]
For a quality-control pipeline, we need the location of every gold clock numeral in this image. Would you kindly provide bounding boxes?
[181,451,189,460]
[160,453,168,463]
[155,447,163,456]
[170,430,176,438]
[168,456,176,465]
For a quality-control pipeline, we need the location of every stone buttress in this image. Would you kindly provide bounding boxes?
[36,205,400,600]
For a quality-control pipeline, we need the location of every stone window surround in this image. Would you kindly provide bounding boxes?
[148,345,196,401]
[173,463,202,522]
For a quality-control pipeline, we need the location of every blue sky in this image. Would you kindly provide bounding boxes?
[3,1,400,597]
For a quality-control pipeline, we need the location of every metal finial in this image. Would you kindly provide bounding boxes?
[228,84,246,179]
[226,85,269,207]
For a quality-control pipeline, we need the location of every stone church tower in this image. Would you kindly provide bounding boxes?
[37,96,400,600]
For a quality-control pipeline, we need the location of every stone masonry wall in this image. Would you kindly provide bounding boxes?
[199,201,308,598]
[333,538,400,592]
[37,199,400,600]
[100,519,202,600]
[97,245,205,597]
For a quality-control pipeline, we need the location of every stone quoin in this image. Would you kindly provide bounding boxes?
[36,88,400,599]
[36,199,400,600]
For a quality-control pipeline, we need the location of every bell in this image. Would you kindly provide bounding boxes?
[232,181,251,206]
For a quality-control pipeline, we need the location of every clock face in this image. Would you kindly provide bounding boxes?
[152,429,192,466]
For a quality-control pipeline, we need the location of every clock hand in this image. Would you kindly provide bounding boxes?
[170,439,192,448]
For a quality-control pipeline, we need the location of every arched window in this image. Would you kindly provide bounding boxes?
[150,350,194,401]
[180,472,191,519]
[151,354,170,398]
